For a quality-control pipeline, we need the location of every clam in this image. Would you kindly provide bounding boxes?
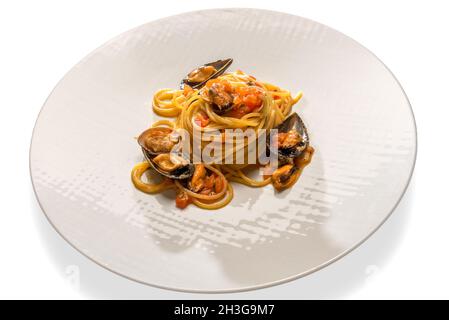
[180,58,233,90]
[269,112,309,161]
[138,127,194,179]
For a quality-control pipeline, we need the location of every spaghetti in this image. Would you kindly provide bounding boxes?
[131,66,314,210]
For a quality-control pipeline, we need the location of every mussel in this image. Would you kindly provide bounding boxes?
[269,112,309,162]
[200,80,234,114]
[138,127,194,180]
[272,164,299,191]
[180,58,233,90]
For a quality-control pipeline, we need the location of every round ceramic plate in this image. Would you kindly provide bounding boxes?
[30,9,416,292]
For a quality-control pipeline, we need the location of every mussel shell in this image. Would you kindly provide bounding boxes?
[138,126,194,179]
[269,112,309,159]
[142,148,194,180]
[181,58,233,89]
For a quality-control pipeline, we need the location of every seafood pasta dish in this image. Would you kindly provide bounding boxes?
[131,59,314,209]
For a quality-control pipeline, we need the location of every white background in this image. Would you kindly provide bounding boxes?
[0,0,447,299]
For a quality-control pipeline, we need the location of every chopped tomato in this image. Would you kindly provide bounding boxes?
[183,84,194,96]
[225,105,251,119]
[176,191,192,209]
[234,86,263,112]
[244,94,262,110]
[194,111,210,127]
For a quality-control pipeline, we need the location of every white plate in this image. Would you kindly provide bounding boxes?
[30,9,416,292]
